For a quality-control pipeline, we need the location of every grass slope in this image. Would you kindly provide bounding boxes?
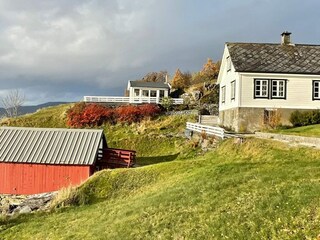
[0,104,199,166]
[1,139,320,239]
[273,124,320,138]
[105,115,199,165]
[0,103,72,128]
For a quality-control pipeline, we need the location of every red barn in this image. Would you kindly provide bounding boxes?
[0,127,135,195]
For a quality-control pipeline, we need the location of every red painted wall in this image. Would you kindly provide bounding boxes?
[0,163,91,195]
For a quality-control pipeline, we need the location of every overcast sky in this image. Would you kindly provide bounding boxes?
[0,0,319,105]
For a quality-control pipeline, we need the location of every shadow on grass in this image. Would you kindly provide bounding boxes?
[137,153,180,166]
[0,212,47,232]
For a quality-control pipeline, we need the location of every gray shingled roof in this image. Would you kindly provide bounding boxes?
[227,43,320,74]
[0,127,104,165]
[129,81,170,89]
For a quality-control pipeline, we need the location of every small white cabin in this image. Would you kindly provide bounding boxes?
[84,80,183,105]
[127,81,170,99]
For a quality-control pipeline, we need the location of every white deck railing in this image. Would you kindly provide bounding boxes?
[84,96,184,105]
[186,122,225,139]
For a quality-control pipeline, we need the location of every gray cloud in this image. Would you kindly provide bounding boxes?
[0,0,319,104]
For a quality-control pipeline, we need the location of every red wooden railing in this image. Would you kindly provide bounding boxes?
[97,148,136,169]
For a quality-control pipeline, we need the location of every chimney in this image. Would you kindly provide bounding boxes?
[281,31,292,45]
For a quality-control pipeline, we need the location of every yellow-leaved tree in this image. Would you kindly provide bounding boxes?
[193,58,220,83]
[171,69,191,89]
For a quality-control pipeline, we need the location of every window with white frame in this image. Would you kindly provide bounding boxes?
[134,89,140,97]
[254,79,269,98]
[150,90,157,97]
[221,86,226,103]
[231,80,236,100]
[227,56,231,71]
[254,79,287,99]
[271,80,286,98]
[313,81,320,100]
[142,90,149,97]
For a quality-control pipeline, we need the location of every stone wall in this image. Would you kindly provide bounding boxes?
[219,108,241,131]
[220,107,313,133]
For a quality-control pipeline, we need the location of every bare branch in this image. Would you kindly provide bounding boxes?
[1,89,25,118]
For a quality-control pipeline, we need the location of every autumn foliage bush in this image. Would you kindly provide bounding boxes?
[67,103,161,127]
[67,103,115,127]
[115,105,143,124]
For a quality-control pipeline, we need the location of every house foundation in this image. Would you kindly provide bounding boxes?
[220,107,312,133]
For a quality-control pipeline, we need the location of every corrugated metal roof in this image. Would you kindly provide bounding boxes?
[0,127,104,166]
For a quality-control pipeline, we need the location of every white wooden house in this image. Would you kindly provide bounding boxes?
[127,81,170,102]
[84,80,183,104]
[217,32,320,132]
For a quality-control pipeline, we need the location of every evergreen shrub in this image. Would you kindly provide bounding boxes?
[289,110,320,127]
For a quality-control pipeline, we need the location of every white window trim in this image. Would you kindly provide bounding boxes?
[271,79,286,99]
[231,80,236,100]
[313,80,320,100]
[221,86,226,103]
[254,79,287,99]
[254,79,269,98]
[227,56,231,72]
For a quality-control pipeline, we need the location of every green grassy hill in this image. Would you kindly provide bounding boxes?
[1,104,320,239]
[272,124,320,138]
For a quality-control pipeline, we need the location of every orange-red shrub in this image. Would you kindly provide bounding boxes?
[115,104,161,123]
[67,103,114,127]
[80,104,114,126]
[138,104,161,118]
[67,103,161,127]
[115,105,143,124]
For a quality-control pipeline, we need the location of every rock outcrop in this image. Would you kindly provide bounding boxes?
[0,192,57,215]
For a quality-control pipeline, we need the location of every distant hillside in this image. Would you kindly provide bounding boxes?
[0,102,70,117]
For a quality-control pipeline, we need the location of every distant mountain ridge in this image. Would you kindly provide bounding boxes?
[0,102,70,117]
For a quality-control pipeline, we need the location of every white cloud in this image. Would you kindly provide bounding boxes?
[0,0,318,104]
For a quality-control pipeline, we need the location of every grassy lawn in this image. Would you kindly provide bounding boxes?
[1,139,320,239]
[272,124,320,138]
